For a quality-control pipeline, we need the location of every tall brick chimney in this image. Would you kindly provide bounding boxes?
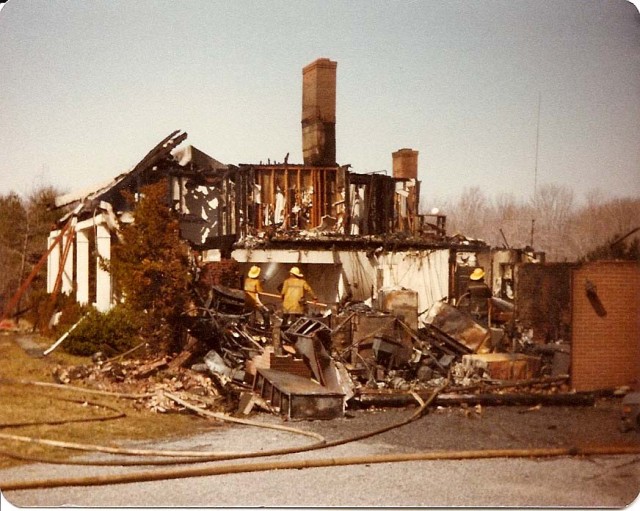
[301,58,337,166]
[392,148,419,179]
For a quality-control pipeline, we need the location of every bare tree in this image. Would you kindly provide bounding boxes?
[569,193,640,261]
[445,186,490,240]
[529,184,575,261]
[442,182,638,262]
[487,192,532,248]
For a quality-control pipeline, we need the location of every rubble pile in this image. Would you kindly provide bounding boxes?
[51,354,224,414]
[46,285,579,421]
[175,285,576,420]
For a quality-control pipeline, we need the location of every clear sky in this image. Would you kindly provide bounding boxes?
[0,0,639,207]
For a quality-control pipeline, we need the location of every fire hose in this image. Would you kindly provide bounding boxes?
[4,383,638,491]
[0,385,439,468]
[258,291,329,308]
[4,445,640,491]
[0,379,325,459]
[0,392,418,467]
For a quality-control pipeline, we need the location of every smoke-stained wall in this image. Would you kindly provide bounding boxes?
[232,248,450,326]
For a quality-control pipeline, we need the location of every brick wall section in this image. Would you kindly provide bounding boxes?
[571,261,640,391]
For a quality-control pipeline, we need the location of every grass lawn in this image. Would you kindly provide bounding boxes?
[0,332,226,468]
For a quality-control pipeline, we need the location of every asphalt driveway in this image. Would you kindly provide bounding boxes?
[2,399,640,507]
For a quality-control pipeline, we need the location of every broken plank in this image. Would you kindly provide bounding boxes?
[134,358,169,378]
[168,335,203,370]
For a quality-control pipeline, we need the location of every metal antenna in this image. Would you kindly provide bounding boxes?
[534,91,541,200]
[531,92,541,247]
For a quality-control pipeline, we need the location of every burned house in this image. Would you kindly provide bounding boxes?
[43,57,640,420]
[48,58,491,321]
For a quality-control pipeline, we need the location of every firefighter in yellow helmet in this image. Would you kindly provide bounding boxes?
[467,267,491,323]
[280,266,317,328]
[244,265,270,329]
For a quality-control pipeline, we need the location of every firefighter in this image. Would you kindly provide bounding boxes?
[280,266,317,328]
[244,265,270,329]
[467,267,492,323]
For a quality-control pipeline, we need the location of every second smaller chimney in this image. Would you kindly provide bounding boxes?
[392,148,418,179]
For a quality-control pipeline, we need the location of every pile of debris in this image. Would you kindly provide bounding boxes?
[178,285,577,420]
[48,285,578,421]
[52,353,223,414]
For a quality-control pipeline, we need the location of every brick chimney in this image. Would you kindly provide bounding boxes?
[301,58,337,166]
[392,148,418,179]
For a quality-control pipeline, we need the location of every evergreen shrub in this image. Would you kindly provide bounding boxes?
[63,305,142,357]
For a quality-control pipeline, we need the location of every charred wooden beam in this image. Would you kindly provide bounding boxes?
[421,323,473,356]
[352,390,596,408]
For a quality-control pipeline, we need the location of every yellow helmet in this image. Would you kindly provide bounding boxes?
[470,268,485,281]
[248,265,261,278]
[289,266,303,277]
